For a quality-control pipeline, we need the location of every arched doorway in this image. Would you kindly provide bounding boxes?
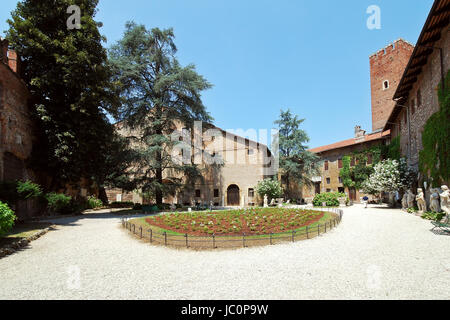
[227,185,240,206]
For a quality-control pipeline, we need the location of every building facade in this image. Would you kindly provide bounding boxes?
[302,128,390,203]
[385,0,449,178]
[0,39,40,219]
[106,122,276,207]
[302,38,414,203]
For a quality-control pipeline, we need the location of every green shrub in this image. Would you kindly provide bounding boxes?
[46,193,72,214]
[421,211,445,222]
[16,180,43,200]
[87,196,103,209]
[0,201,16,236]
[110,201,134,208]
[313,192,345,207]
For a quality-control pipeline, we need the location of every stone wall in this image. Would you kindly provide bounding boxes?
[392,29,449,174]
[0,40,40,220]
[303,137,389,204]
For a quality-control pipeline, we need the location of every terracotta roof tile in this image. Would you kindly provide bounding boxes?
[309,130,391,154]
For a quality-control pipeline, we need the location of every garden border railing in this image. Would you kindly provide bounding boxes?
[121,206,344,250]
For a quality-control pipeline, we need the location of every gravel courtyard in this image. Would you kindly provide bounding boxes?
[1,205,449,300]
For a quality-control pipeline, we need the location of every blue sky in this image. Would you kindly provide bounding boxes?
[0,0,434,149]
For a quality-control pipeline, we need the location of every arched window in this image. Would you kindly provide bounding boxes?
[383,80,389,90]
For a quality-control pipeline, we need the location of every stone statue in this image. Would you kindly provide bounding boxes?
[402,193,409,210]
[407,189,415,209]
[209,201,214,210]
[440,185,450,221]
[263,195,268,208]
[170,203,176,212]
[416,188,426,214]
[270,198,275,206]
[430,188,441,213]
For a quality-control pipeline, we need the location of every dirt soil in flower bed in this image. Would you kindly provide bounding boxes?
[144,208,325,236]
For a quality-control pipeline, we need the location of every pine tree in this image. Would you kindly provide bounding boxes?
[274,109,320,199]
[109,22,212,205]
[6,0,120,190]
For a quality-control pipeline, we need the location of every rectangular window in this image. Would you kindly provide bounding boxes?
[326,189,331,193]
[350,158,355,167]
[214,189,219,198]
[339,177,342,184]
[326,178,331,184]
[195,189,201,198]
[248,188,255,198]
[338,159,343,169]
[324,161,329,171]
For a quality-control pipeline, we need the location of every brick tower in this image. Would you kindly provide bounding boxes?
[370,39,414,132]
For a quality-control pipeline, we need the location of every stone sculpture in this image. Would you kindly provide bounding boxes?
[416,188,426,214]
[402,193,409,210]
[429,188,441,213]
[263,195,268,208]
[440,185,450,220]
[407,189,415,209]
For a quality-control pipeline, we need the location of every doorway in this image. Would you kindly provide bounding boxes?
[227,185,240,206]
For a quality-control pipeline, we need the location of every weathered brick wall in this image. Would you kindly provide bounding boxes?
[370,39,414,132]
[0,40,40,219]
[395,29,449,173]
[303,138,388,203]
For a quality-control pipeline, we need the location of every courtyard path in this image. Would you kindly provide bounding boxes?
[0,205,449,300]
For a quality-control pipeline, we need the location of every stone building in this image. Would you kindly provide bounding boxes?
[0,38,39,219]
[385,0,449,177]
[106,121,276,207]
[302,128,390,203]
[302,39,414,203]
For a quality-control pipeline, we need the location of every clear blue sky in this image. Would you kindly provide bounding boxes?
[0,0,434,149]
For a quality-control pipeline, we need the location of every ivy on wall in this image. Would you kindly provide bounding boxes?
[339,146,382,190]
[419,70,450,186]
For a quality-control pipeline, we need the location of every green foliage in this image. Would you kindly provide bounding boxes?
[87,196,103,209]
[6,0,123,188]
[110,201,134,208]
[385,136,401,160]
[45,193,72,214]
[0,201,16,236]
[16,180,43,200]
[0,180,43,205]
[339,146,382,190]
[313,192,345,207]
[109,22,212,204]
[274,109,320,197]
[256,179,283,200]
[421,211,445,222]
[419,70,450,186]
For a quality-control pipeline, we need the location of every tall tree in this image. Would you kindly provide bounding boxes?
[109,22,212,205]
[6,0,120,189]
[274,109,320,199]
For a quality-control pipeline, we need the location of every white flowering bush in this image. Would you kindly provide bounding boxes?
[256,179,283,200]
[362,158,415,195]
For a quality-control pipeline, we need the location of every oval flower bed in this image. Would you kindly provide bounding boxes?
[145,208,325,236]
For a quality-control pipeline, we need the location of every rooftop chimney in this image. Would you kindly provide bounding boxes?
[354,126,366,142]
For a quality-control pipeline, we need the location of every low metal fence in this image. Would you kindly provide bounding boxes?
[121,207,344,250]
